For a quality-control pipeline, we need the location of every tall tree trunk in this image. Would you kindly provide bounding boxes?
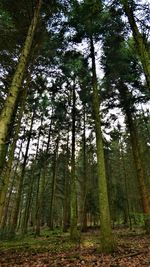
[21,167,35,235]
[11,111,35,232]
[21,115,44,234]
[1,136,24,229]
[35,115,53,231]
[48,136,59,230]
[1,175,15,229]
[120,145,132,229]
[0,94,21,177]
[0,0,42,174]
[119,83,150,233]
[33,130,43,236]
[120,0,150,91]
[63,132,70,232]
[128,116,150,232]
[81,106,87,232]
[0,87,28,225]
[34,167,41,235]
[70,84,79,241]
[35,167,46,235]
[90,35,114,252]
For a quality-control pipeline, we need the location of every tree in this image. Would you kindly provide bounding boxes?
[119,0,150,91]
[0,85,28,225]
[102,4,150,232]
[0,0,42,175]
[67,0,114,251]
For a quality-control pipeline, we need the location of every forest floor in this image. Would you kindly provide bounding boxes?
[0,227,150,266]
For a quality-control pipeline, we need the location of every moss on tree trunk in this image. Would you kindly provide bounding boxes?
[70,84,79,242]
[0,87,27,225]
[120,0,150,91]
[0,0,42,174]
[90,36,114,252]
[119,82,150,233]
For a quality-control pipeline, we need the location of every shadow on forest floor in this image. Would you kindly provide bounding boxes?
[0,227,150,266]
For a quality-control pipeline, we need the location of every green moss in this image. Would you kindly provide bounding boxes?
[0,228,75,254]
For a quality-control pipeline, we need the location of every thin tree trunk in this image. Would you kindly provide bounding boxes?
[120,0,150,91]
[63,132,70,232]
[48,136,59,230]
[0,0,42,174]
[120,144,132,229]
[1,175,15,229]
[81,107,87,232]
[11,111,35,232]
[21,182,33,234]
[34,169,41,235]
[90,35,114,252]
[119,83,150,233]
[35,167,46,235]
[35,115,53,231]
[70,84,79,241]
[21,115,44,234]
[1,135,24,229]
[128,116,150,232]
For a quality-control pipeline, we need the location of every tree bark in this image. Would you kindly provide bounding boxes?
[0,92,23,177]
[90,35,114,252]
[120,0,150,91]
[0,86,28,226]
[119,83,150,233]
[48,136,59,230]
[22,115,44,234]
[0,0,42,174]
[11,110,35,232]
[35,167,46,235]
[70,84,79,241]
[81,106,88,232]
[121,147,132,229]
[35,115,53,232]
[63,132,70,232]
[1,135,24,229]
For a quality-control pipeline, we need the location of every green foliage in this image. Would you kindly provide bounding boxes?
[101,6,142,88]
[0,228,75,253]
[0,8,14,29]
[0,227,15,241]
[68,0,103,40]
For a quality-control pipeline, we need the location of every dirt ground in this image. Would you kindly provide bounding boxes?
[0,229,150,266]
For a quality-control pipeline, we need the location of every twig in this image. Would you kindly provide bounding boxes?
[114,251,144,260]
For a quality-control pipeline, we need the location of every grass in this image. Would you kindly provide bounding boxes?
[0,227,77,253]
[0,226,146,255]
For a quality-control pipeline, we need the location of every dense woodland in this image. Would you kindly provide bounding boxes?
[0,0,150,263]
